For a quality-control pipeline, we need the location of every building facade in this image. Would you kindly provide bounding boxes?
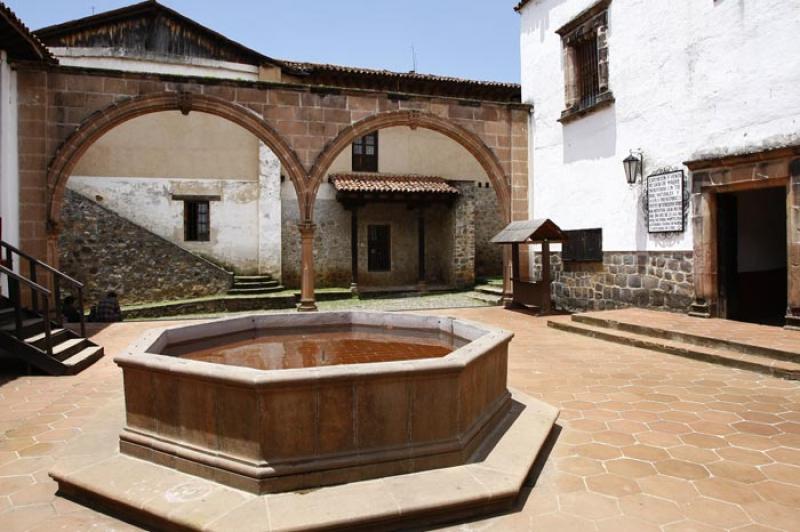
[518,0,800,325]
[1,1,529,310]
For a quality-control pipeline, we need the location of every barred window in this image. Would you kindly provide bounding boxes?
[562,229,602,262]
[558,0,612,121]
[184,200,210,242]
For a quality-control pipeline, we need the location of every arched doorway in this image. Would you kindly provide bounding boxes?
[46,92,307,306]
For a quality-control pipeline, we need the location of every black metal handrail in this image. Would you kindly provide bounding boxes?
[0,263,54,357]
[0,240,86,338]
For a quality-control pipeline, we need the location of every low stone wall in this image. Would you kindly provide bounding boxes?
[533,251,694,313]
[59,189,232,306]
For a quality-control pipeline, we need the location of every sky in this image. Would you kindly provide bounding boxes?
[7,0,522,83]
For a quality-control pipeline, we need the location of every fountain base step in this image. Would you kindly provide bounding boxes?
[50,388,558,532]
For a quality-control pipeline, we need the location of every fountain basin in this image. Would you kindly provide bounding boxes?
[115,311,512,494]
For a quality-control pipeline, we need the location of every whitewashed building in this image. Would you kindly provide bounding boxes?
[518,0,800,326]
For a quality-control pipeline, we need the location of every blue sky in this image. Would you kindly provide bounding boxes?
[8,0,521,83]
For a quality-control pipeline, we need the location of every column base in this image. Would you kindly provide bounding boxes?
[350,283,359,296]
[416,281,427,293]
[785,308,800,330]
[297,300,318,312]
[688,299,711,318]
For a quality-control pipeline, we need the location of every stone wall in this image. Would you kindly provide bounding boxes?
[59,189,232,306]
[283,189,463,289]
[281,191,351,289]
[473,184,504,278]
[533,251,694,313]
[450,183,476,288]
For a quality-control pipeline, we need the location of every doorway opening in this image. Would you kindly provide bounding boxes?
[717,186,787,325]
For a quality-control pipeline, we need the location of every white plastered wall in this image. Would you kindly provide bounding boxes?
[520,0,800,253]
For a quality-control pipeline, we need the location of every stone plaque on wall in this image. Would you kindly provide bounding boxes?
[647,169,685,233]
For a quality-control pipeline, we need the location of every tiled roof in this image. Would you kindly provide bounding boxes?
[282,61,519,90]
[281,60,520,103]
[330,173,460,195]
[0,2,56,62]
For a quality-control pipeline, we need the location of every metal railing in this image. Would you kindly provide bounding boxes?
[0,263,53,357]
[1,240,86,340]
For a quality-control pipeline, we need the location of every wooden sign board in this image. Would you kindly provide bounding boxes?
[647,169,685,233]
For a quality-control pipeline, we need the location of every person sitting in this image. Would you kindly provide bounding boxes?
[95,291,122,322]
[61,295,82,323]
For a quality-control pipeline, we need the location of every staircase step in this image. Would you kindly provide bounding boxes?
[25,328,71,349]
[572,313,800,364]
[547,317,800,380]
[51,337,88,361]
[466,292,502,305]
[475,284,504,296]
[0,317,45,337]
[61,345,104,374]
[232,280,280,289]
[234,275,274,282]
[228,286,285,295]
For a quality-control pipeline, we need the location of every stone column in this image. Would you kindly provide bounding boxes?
[689,186,716,318]
[541,240,552,314]
[786,160,800,328]
[297,222,317,312]
[350,207,359,294]
[502,245,513,306]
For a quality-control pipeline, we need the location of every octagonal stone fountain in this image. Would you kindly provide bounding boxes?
[51,311,559,530]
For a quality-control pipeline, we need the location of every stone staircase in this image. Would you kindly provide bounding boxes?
[467,283,504,305]
[548,310,800,380]
[227,274,283,295]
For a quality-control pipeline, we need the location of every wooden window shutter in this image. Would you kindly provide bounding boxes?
[596,24,609,93]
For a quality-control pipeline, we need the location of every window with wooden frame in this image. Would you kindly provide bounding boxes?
[562,228,602,262]
[557,0,613,122]
[352,131,378,172]
[184,200,210,242]
[367,224,391,272]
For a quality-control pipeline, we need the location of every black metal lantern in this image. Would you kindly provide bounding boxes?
[623,151,642,185]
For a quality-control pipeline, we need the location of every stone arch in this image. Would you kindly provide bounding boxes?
[46,91,308,227]
[307,110,512,222]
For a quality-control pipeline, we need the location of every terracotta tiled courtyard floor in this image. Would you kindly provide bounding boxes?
[2,308,800,531]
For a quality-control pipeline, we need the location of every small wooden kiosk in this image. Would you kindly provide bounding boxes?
[491,219,567,314]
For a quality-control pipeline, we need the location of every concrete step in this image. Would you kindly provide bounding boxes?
[547,316,800,380]
[475,284,504,296]
[227,285,285,295]
[466,291,502,305]
[233,275,274,283]
[572,313,800,364]
[232,280,280,289]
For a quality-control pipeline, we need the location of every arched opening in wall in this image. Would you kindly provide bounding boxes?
[293,125,506,292]
[58,110,285,307]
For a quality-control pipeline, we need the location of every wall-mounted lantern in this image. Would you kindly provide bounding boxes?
[623,150,643,185]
